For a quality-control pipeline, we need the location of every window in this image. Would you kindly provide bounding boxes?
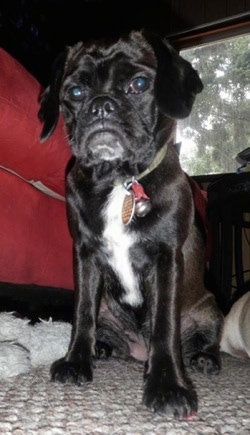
[175,27,250,176]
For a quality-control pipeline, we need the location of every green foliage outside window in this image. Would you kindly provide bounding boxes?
[177,34,250,175]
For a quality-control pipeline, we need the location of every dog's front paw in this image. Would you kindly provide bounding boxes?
[190,351,221,375]
[143,373,197,420]
[50,358,93,385]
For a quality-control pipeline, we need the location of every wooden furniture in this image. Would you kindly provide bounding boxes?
[207,172,250,314]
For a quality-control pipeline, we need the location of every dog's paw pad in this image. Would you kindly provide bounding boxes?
[50,358,93,385]
[190,352,220,375]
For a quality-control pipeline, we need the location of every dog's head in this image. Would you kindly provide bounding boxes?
[39,31,203,175]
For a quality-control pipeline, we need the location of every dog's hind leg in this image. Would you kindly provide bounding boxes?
[181,295,223,375]
[95,340,113,359]
[96,320,131,360]
[96,298,148,361]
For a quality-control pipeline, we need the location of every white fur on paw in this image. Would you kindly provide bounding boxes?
[0,342,31,379]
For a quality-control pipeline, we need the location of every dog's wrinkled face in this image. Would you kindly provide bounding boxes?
[60,34,158,168]
[39,31,203,174]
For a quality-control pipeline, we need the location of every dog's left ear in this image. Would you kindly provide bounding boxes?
[146,34,203,119]
[38,50,68,142]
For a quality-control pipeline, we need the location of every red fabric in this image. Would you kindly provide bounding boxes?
[0,48,74,290]
[0,169,74,289]
[0,48,72,197]
[188,176,212,261]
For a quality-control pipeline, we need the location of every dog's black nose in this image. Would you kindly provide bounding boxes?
[90,96,116,119]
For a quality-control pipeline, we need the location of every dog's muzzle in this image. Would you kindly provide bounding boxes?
[86,96,125,161]
[87,131,124,161]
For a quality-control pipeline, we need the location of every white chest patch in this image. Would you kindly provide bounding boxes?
[102,184,143,307]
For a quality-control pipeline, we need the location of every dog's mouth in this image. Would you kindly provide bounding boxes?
[87,130,124,161]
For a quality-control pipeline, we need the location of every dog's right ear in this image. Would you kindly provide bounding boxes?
[144,32,203,120]
[38,50,68,142]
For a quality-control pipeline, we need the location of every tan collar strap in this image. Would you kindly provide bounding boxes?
[135,144,168,181]
[114,144,168,187]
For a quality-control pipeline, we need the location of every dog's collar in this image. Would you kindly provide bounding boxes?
[116,143,168,187]
[117,144,168,225]
[134,143,168,181]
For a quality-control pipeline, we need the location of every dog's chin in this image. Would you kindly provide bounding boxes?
[87,131,125,162]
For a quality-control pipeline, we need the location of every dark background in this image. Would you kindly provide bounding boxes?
[0,0,249,85]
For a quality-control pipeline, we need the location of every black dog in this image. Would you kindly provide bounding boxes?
[39,31,223,419]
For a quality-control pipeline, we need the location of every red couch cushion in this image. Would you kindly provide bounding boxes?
[0,48,72,198]
[0,48,74,290]
[0,169,74,289]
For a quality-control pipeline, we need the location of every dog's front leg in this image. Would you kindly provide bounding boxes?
[50,247,100,385]
[143,248,197,419]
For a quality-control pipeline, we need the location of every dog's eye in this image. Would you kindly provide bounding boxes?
[128,77,150,94]
[68,86,85,101]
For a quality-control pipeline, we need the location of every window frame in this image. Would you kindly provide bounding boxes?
[169,13,250,51]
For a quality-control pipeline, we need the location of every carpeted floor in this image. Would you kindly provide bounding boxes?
[0,353,249,434]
